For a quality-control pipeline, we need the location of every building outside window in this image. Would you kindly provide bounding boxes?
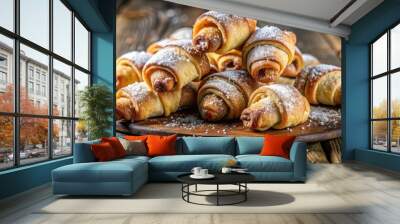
[28,66,34,80]
[0,0,91,170]
[41,85,46,97]
[0,54,7,90]
[35,83,40,95]
[28,81,34,94]
[370,23,400,154]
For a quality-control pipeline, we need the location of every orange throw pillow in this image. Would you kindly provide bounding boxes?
[260,134,296,159]
[101,137,126,158]
[146,134,177,157]
[124,135,148,141]
[91,142,117,162]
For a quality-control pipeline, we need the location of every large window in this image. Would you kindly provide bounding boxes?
[0,0,91,170]
[370,23,400,153]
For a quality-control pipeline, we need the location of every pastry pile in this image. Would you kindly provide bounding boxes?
[116,11,342,132]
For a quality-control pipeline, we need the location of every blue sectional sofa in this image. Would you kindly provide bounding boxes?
[52,137,307,196]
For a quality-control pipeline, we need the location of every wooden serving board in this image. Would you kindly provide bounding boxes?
[117,106,341,143]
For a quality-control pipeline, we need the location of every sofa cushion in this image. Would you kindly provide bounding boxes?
[180,137,235,155]
[101,137,127,158]
[149,154,235,172]
[236,137,263,155]
[53,158,147,183]
[119,138,147,156]
[260,135,296,159]
[113,155,149,162]
[91,142,118,161]
[236,155,293,172]
[147,134,177,157]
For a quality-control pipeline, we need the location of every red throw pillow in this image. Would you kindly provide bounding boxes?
[260,134,296,159]
[91,142,117,162]
[146,134,177,157]
[101,137,126,158]
[124,135,148,141]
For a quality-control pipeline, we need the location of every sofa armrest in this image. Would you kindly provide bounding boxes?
[73,141,99,163]
[289,141,307,181]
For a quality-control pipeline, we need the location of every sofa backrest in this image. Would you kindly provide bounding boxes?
[235,137,264,155]
[178,137,236,155]
[74,136,264,162]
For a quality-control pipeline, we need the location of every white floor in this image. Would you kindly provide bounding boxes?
[1,163,400,224]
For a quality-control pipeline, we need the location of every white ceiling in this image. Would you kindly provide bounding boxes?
[165,0,384,38]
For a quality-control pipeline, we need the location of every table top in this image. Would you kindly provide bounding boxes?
[177,172,255,185]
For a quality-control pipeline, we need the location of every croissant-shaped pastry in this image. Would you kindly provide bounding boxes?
[116,82,197,122]
[242,26,296,83]
[210,49,243,72]
[116,51,152,90]
[294,64,341,106]
[146,39,174,54]
[241,84,310,131]
[169,27,193,40]
[206,53,219,73]
[276,47,304,86]
[192,11,257,54]
[282,47,304,78]
[276,77,296,86]
[302,54,320,67]
[143,40,210,92]
[198,70,258,122]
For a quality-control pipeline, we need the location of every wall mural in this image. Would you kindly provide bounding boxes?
[115,0,342,163]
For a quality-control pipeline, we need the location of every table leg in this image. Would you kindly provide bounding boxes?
[216,184,219,206]
[245,183,247,201]
[195,184,198,192]
[187,184,190,202]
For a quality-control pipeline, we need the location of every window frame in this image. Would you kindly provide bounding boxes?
[370,21,400,154]
[0,0,92,171]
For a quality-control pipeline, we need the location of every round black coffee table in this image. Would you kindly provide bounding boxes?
[177,173,255,206]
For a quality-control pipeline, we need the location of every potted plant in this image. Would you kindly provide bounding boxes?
[79,84,113,140]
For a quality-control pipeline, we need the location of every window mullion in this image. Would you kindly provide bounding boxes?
[48,0,54,160]
[387,30,391,152]
[13,0,20,167]
[71,10,76,155]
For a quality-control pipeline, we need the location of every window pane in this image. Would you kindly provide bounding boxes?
[53,59,72,117]
[53,0,72,60]
[0,35,14,112]
[20,117,49,165]
[75,120,88,143]
[372,76,387,119]
[20,44,49,115]
[75,18,89,70]
[372,121,388,151]
[372,33,387,76]
[391,72,400,118]
[391,120,400,153]
[74,69,89,118]
[53,119,72,157]
[391,24,400,70]
[0,0,14,31]
[20,0,49,48]
[0,116,13,170]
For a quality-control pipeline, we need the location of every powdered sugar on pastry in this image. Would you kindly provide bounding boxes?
[147,48,190,67]
[120,51,151,68]
[305,64,341,82]
[123,82,151,105]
